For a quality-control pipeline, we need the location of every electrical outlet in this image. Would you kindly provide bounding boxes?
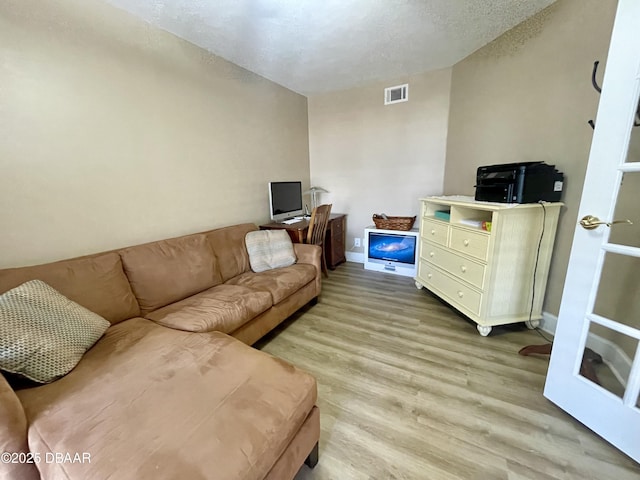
[354,237,361,247]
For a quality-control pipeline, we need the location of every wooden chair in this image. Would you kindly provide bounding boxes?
[306,204,332,277]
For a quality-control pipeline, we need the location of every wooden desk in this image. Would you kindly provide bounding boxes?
[260,214,346,269]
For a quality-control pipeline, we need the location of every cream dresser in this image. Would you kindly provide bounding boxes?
[416,196,562,336]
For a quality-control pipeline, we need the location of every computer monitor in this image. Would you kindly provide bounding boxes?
[364,227,419,277]
[268,181,304,221]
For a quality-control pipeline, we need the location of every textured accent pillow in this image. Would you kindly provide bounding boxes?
[0,280,110,384]
[245,230,297,273]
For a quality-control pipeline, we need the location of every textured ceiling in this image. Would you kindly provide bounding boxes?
[104,0,557,95]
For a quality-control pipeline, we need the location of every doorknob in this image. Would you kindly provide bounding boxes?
[579,215,633,230]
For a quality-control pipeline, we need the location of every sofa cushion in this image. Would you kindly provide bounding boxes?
[205,223,257,282]
[0,373,39,480]
[0,252,139,324]
[0,280,110,383]
[119,234,222,315]
[145,284,272,333]
[17,318,317,480]
[226,264,317,304]
[245,230,297,273]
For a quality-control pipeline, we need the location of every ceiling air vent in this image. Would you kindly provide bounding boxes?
[384,84,408,105]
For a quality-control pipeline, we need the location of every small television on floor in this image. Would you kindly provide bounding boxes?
[364,227,419,277]
[268,181,304,221]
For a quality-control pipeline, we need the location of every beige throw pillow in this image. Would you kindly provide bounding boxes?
[245,230,297,273]
[0,280,110,383]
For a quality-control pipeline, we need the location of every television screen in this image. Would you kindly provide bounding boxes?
[368,232,416,265]
[269,181,304,221]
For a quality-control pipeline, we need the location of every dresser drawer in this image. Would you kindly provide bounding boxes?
[421,264,482,316]
[449,227,490,261]
[421,218,448,246]
[421,243,486,289]
[331,216,344,237]
[330,219,344,246]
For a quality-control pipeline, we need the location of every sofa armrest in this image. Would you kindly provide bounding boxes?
[294,244,322,295]
[0,374,39,480]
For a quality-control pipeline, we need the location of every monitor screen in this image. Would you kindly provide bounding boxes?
[367,232,416,265]
[269,181,304,221]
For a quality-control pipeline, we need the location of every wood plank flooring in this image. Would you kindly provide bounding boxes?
[256,262,640,480]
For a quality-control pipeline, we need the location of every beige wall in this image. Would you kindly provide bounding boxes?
[0,0,309,268]
[308,70,452,255]
[443,0,617,316]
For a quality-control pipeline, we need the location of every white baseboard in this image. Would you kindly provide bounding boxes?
[540,312,558,335]
[539,312,632,388]
[345,252,364,263]
[586,334,633,388]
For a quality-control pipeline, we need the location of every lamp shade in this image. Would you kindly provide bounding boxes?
[303,187,329,210]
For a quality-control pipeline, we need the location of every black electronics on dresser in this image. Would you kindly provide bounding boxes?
[474,162,564,204]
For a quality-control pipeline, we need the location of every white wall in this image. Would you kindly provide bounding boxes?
[0,0,310,268]
[308,70,452,257]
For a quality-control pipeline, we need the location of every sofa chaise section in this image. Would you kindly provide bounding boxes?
[14,318,319,480]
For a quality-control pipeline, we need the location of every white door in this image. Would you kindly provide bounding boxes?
[544,0,640,462]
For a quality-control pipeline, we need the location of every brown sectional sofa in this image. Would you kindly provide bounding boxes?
[0,223,322,480]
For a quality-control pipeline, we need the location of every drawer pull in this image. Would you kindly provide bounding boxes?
[460,265,467,273]
[457,291,464,298]
[463,239,470,247]
[429,251,435,257]
[427,273,433,279]
[431,229,436,235]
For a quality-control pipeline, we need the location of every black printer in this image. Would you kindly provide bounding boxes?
[474,162,564,204]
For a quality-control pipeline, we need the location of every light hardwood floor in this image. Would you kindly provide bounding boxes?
[256,262,640,480]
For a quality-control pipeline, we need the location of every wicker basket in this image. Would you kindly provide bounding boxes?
[372,215,416,231]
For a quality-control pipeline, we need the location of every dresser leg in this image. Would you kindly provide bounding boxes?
[525,319,540,329]
[477,325,492,336]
